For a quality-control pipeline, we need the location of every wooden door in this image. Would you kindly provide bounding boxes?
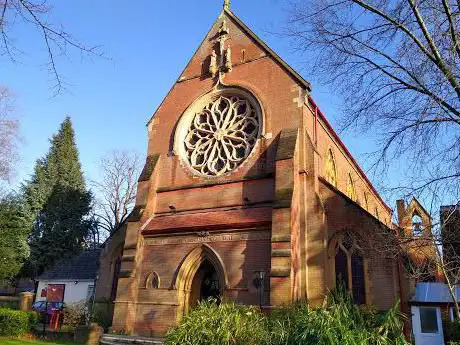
[47,284,65,302]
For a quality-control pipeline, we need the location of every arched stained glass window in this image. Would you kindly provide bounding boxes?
[325,149,338,187]
[346,173,357,201]
[351,254,365,305]
[335,247,349,290]
[363,193,369,210]
[333,232,367,304]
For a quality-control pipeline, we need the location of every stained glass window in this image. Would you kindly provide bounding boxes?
[325,149,338,187]
[333,232,366,304]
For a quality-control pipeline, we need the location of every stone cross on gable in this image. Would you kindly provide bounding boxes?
[209,19,232,81]
[224,0,230,11]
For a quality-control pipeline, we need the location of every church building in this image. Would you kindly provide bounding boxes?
[110,2,408,336]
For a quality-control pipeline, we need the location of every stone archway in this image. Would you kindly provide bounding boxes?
[173,244,228,316]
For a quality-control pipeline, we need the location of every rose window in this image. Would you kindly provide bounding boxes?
[183,94,260,176]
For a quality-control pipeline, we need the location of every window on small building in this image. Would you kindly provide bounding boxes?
[333,232,366,304]
[412,214,424,236]
[325,149,338,187]
[346,173,357,201]
[419,307,439,333]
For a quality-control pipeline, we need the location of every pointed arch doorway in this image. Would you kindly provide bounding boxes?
[189,259,221,307]
[174,244,229,315]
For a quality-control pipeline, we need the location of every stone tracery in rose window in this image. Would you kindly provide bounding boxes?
[183,95,260,176]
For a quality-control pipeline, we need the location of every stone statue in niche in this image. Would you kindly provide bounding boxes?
[219,19,229,35]
[209,50,218,76]
[225,46,232,72]
[206,19,232,81]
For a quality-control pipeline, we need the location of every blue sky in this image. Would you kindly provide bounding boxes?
[2,0,398,206]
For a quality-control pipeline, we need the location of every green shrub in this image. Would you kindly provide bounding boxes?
[268,288,409,345]
[165,299,269,345]
[0,307,37,336]
[165,288,409,345]
[0,297,19,309]
[445,319,460,343]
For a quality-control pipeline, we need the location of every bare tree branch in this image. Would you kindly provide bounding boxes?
[91,151,140,237]
[0,0,104,94]
[0,86,19,183]
[286,0,460,203]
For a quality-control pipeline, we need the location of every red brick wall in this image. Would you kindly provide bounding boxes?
[132,235,270,335]
[110,9,403,337]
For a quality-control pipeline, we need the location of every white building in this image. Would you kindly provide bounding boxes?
[411,282,460,345]
[35,250,100,305]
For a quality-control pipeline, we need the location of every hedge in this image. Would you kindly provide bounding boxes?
[0,296,19,310]
[0,307,38,336]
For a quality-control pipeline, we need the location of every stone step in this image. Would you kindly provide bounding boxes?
[100,334,164,345]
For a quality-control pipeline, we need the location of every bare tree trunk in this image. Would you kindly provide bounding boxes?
[91,151,140,239]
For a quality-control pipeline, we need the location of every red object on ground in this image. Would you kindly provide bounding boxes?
[49,310,62,330]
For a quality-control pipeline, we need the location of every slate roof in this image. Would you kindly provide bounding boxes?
[37,249,101,281]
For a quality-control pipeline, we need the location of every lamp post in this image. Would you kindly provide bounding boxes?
[253,271,266,308]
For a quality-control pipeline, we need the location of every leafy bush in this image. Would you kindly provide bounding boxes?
[165,299,269,345]
[0,307,37,336]
[165,288,409,345]
[63,300,88,330]
[0,297,19,309]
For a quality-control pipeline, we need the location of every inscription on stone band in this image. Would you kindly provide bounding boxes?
[145,231,270,246]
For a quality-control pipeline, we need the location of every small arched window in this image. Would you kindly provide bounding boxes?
[146,272,160,289]
[332,232,366,304]
[346,173,357,201]
[325,149,338,187]
[412,214,424,236]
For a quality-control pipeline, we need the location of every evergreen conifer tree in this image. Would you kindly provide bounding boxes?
[24,117,93,276]
[0,194,30,283]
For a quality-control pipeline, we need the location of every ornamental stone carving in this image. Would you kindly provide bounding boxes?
[175,89,263,177]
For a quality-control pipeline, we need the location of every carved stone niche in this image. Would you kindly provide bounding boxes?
[174,88,264,177]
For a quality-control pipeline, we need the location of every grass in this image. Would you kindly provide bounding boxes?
[0,338,82,345]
